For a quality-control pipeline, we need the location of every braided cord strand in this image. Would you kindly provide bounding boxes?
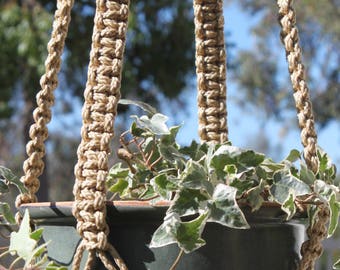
[72,0,129,269]
[194,0,228,144]
[15,0,74,209]
[277,1,329,269]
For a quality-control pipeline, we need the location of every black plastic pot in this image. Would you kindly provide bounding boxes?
[20,201,306,270]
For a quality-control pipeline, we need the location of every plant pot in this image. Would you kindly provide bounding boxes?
[20,201,306,270]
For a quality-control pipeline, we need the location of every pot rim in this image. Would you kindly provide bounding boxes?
[19,200,306,222]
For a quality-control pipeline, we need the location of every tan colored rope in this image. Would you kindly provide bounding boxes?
[277,0,318,173]
[194,0,228,144]
[15,0,74,209]
[277,1,329,269]
[299,206,330,270]
[72,0,129,269]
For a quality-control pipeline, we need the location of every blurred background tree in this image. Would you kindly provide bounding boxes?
[229,0,339,128]
[0,0,195,200]
[0,0,339,201]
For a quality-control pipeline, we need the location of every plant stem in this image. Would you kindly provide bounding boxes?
[169,249,184,270]
[9,256,21,270]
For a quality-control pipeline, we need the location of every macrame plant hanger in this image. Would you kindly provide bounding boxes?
[15,0,329,269]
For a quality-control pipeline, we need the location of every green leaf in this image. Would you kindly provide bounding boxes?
[25,241,49,268]
[210,145,265,178]
[161,125,181,145]
[108,179,129,194]
[150,212,209,253]
[150,174,177,200]
[149,213,179,248]
[0,166,26,194]
[247,180,265,212]
[0,179,9,193]
[107,163,130,195]
[180,141,208,161]
[9,209,36,261]
[239,150,265,167]
[300,164,316,185]
[130,121,145,136]
[119,99,158,115]
[261,159,285,173]
[284,149,301,162]
[108,163,130,179]
[158,144,184,162]
[46,261,68,270]
[176,213,208,253]
[208,184,249,229]
[282,192,296,220]
[180,160,212,194]
[224,164,237,174]
[0,202,15,224]
[139,185,156,200]
[170,189,208,216]
[314,180,340,236]
[132,113,170,135]
[328,193,340,237]
[210,145,240,177]
[30,228,44,241]
[270,172,311,204]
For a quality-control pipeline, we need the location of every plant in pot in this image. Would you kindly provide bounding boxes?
[12,0,339,270]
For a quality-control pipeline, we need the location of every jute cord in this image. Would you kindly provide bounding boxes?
[15,0,74,211]
[72,0,129,269]
[194,0,228,144]
[277,1,329,269]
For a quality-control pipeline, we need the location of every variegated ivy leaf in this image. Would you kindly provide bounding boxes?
[0,202,15,224]
[150,212,209,253]
[300,163,316,185]
[270,171,311,219]
[119,99,158,115]
[208,184,249,229]
[169,189,208,217]
[158,144,185,163]
[9,210,36,260]
[314,180,340,237]
[270,171,311,204]
[160,125,181,145]
[149,212,180,248]
[150,174,177,200]
[180,160,213,195]
[131,113,170,135]
[176,212,208,253]
[284,149,301,163]
[0,166,26,194]
[247,180,265,212]
[282,192,296,220]
[210,145,265,179]
[106,163,130,195]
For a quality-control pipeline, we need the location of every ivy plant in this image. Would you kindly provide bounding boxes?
[0,167,66,269]
[107,100,340,267]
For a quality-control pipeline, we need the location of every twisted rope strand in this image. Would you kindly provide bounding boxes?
[72,0,129,269]
[15,0,74,209]
[299,206,330,270]
[277,1,330,269]
[277,0,318,173]
[194,0,228,143]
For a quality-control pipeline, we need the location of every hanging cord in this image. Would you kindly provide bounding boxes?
[15,0,74,212]
[194,0,228,144]
[72,0,129,269]
[277,1,330,269]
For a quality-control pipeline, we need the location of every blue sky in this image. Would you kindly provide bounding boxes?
[50,2,339,165]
